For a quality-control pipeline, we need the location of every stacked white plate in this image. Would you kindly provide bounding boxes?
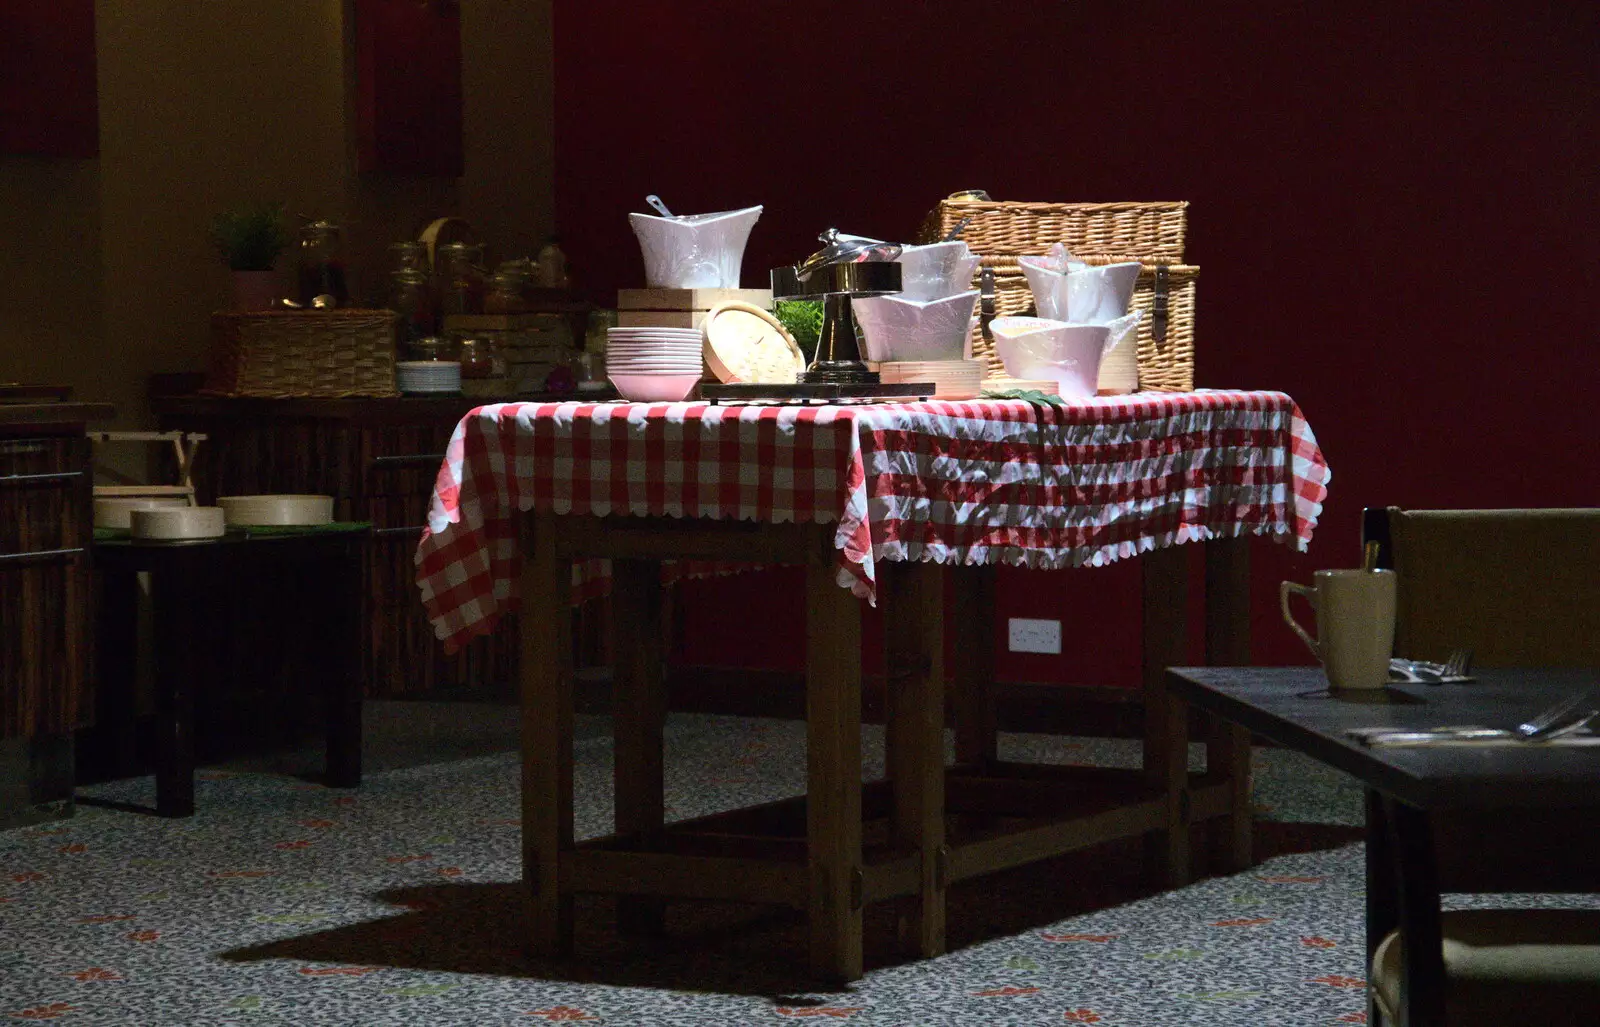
[606,326,703,402]
[396,360,462,395]
[875,359,984,400]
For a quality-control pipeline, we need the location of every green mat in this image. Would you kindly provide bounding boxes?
[94,522,370,543]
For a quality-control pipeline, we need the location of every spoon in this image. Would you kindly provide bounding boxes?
[941,215,974,242]
[645,194,674,218]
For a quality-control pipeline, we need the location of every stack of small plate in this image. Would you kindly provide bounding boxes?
[606,326,703,402]
[396,361,462,395]
[875,359,984,400]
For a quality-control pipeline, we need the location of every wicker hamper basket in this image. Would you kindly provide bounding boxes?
[203,309,399,398]
[918,198,1197,391]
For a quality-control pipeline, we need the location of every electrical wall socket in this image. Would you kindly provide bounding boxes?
[1007,617,1062,655]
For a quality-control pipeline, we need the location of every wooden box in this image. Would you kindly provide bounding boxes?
[617,288,773,328]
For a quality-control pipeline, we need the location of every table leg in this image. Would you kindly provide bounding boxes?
[806,556,863,983]
[1383,795,1445,1027]
[1208,720,1254,872]
[522,512,574,958]
[611,558,667,937]
[1141,545,1190,886]
[94,568,141,779]
[1365,789,1396,1025]
[882,561,946,959]
[1204,535,1253,872]
[951,564,997,767]
[323,537,363,789]
[151,567,195,819]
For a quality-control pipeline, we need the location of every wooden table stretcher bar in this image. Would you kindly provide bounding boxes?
[517,510,1253,982]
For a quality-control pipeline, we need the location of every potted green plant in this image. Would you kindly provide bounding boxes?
[209,201,288,311]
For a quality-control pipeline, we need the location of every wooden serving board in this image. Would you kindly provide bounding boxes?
[700,382,935,404]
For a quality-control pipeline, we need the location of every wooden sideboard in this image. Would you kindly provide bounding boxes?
[150,383,543,700]
[1,392,113,826]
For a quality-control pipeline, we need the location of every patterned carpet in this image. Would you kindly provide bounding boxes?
[0,713,1492,1025]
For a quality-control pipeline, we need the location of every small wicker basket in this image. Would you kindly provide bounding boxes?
[918,198,1197,391]
[203,310,399,398]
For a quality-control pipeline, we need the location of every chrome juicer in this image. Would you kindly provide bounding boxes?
[771,230,903,385]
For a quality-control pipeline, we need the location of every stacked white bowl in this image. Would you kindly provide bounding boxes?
[606,326,703,402]
[1018,246,1144,393]
[628,205,763,289]
[852,240,982,396]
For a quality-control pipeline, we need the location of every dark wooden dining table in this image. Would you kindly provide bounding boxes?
[1165,665,1600,1025]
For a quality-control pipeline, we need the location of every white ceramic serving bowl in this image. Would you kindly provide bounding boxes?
[628,205,763,289]
[990,316,1114,401]
[851,290,979,363]
[608,373,702,403]
[894,241,982,301]
[217,494,335,527]
[93,496,190,529]
[129,505,226,540]
[1019,260,1141,324]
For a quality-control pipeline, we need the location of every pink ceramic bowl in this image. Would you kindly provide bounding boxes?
[608,373,701,403]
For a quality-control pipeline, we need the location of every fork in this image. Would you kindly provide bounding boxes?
[1390,648,1474,684]
[1516,690,1600,741]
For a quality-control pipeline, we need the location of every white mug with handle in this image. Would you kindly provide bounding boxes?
[1280,569,1397,690]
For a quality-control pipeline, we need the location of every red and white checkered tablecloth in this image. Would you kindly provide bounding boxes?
[415,392,1330,651]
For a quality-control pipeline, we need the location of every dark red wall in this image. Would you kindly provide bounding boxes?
[0,1,98,158]
[554,1,1599,684]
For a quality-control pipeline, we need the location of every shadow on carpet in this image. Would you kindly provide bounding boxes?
[220,823,1364,996]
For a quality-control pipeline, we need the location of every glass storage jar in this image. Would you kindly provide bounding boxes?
[455,335,506,380]
[436,242,485,317]
[485,267,531,314]
[389,240,429,273]
[389,269,437,344]
[296,220,349,308]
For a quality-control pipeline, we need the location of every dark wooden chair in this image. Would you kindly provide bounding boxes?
[1361,507,1600,1026]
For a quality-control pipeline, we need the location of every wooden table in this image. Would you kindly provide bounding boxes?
[1165,666,1600,1024]
[150,385,599,702]
[521,512,1256,982]
[94,526,368,816]
[417,393,1328,982]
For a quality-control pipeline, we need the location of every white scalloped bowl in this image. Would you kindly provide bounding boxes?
[1020,260,1141,324]
[217,494,335,527]
[852,290,979,363]
[894,241,982,301]
[628,205,762,289]
[990,317,1112,401]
